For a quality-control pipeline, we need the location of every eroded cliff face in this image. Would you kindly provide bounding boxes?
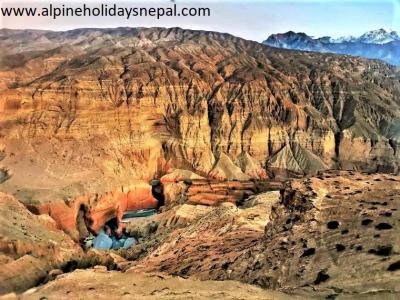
[0,28,399,192]
[0,27,399,247]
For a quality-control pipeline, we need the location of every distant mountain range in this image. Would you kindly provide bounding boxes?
[263,28,400,65]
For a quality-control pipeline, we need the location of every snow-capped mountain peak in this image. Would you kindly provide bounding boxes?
[328,29,399,44]
[329,35,357,43]
[262,29,400,65]
[358,28,399,44]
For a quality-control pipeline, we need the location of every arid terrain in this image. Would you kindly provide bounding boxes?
[0,27,399,299]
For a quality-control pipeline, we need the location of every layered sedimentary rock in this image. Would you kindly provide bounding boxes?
[0,28,399,203]
[125,190,281,279]
[160,174,283,208]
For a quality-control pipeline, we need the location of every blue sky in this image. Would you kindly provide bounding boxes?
[1,0,398,41]
[208,0,399,40]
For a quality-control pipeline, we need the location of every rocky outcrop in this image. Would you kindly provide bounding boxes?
[0,192,82,294]
[267,143,328,176]
[124,190,281,279]
[209,153,250,181]
[227,171,400,297]
[25,182,158,240]
[184,179,281,206]
[160,169,205,183]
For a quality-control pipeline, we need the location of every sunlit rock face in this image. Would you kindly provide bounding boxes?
[0,27,399,240]
[0,28,399,191]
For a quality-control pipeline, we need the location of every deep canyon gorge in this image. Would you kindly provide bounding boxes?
[0,27,399,299]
